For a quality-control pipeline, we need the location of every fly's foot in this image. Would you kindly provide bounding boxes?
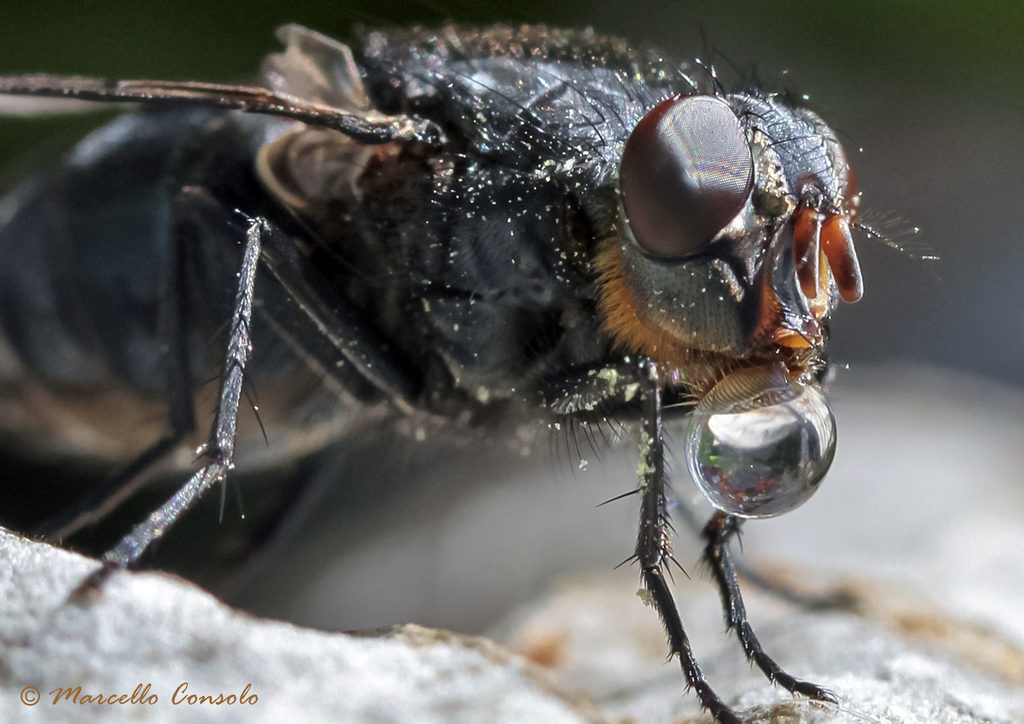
[68,560,121,603]
[784,676,838,703]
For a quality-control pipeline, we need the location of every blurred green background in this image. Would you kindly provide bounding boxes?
[1,0,1022,387]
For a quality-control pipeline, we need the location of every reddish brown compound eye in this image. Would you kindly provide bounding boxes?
[619,95,753,257]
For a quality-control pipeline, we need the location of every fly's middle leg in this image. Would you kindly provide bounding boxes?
[702,511,837,702]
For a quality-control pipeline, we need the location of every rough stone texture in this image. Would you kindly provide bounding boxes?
[0,530,602,723]
[2,365,1024,723]
[498,570,1024,723]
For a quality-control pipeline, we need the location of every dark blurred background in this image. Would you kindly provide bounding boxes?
[1,1,1022,387]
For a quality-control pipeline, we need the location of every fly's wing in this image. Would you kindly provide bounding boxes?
[0,25,442,146]
[261,24,370,113]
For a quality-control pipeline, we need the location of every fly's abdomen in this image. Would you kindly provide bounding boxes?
[0,113,198,387]
[0,111,217,462]
[0,108,360,468]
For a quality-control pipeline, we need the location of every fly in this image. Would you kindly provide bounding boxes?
[0,24,866,722]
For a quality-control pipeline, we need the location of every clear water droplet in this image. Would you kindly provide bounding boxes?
[685,374,836,518]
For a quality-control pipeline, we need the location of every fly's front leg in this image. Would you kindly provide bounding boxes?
[635,359,740,724]
[702,511,837,701]
[95,217,263,573]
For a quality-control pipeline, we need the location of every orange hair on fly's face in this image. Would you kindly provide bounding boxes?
[593,239,690,362]
[593,238,743,396]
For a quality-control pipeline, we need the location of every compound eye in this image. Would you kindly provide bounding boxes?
[684,364,836,518]
[619,95,754,257]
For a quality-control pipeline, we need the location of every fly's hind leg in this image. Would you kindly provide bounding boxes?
[702,511,837,701]
[77,217,264,593]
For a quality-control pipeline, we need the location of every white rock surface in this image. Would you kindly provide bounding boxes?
[497,569,1024,723]
[3,365,1024,723]
[0,530,601,723]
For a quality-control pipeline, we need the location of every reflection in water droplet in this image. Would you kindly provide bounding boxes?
[685,376,836,518]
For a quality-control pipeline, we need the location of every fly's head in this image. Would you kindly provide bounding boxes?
[597,92,863,518]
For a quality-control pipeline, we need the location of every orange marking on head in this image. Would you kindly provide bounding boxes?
[594,240,756,397]
[593,239,691,366]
